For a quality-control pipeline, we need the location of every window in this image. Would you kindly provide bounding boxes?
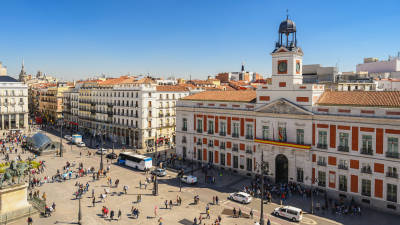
[232,123,239,138]
[387,167,398,178]
[361,135,373,155]
[182,136,187,144]
[317,156,326,166]
[220,153,225,166]
[361,179,371,197]
[339,133,349,152]
[233,156,238,168]
[318,131,328,149]
[318,171,326,187]
[182,118,187,131]
[278,125,287,142]
[246,124,253,139]
[339,175,347,192]
[262,126,269,140]
[387,137,399,158]
[240,156,245,169]
[246,158,252,171]
[197,119,203,133]
[220,122,226,136]
[197,149,202,160]
[232,143,239,152]
[297,168,304,182]
[208,120,214,134]
[361,163,372,174]
[296,129,304,144]
[245,145,252,154]
[220,142,226,150]
[208,140,213,147]
[387,184,397,203]
[338,159,348,170]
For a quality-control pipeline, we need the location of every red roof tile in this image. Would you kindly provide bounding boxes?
[317,91,400,108]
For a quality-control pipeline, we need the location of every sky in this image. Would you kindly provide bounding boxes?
[0,0,399,80]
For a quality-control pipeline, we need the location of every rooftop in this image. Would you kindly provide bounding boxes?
[156,85,189,92]
[182,90,256,102]
[317,91,400,108]
[0,76,18,82]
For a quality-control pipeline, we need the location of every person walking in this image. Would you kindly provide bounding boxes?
[267,218,271,225]
[250,209,254,219]
[118,209,122,220]
[27,217,33,225]
[92,197,96,207]
[215,196,219,205]
[165,200,168,209]
[238,208,242,218]
[206,208,210,219]
[154,205,158,218]
[169,200,173,209]
[233,207,237,218]
[110,210,114,220]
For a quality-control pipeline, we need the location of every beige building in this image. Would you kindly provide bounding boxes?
[39,82,71,124]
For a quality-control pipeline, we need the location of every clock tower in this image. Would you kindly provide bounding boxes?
[271,16,303,88]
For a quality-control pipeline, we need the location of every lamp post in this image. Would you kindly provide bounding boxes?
[99,129,104,172]
[309,177,319,214]
[78,194,82,225]
[153,127,159,196]
[59,116,64,157]
[256,148,269,225]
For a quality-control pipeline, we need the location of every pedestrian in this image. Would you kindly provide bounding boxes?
[92,189,95,198]
[118,209,122,220]
[194,217,197,225]
[92,197,96,207]
[139,180,142,189]
[206,209,210,219]
[154,205,158,218]
[123,185,128,194]
[218,215,222,222]
[213,196,215,205]
[238,208,242,218]
[52,202,56,212]
[165,200,168,209]
[250,208,254,219]
[169,200,173,209]
[110,210,114,220]
[267,218,271,225]
[27,216,33,225]
[215,196,219,205]
[233,207,236,218]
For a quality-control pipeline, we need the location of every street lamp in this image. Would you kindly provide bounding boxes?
[307,177,319,214]
[58,115,64,157]
[100,129,104,172]
[78,194,82,225]
[255,148,269,225]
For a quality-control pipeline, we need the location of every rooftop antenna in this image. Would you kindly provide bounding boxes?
[286,9,289,20]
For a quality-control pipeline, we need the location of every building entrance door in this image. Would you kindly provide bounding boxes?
[275,154,288,184]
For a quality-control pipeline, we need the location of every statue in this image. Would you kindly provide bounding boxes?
[0,161,29,188]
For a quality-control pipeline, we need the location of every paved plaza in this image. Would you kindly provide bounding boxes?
[2,129,398,225]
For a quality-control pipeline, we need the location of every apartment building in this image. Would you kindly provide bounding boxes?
[38,82,70,124]
[176,18,400,213]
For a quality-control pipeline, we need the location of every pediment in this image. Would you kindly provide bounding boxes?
[256,98,312,115]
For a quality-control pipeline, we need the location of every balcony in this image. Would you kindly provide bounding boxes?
[317,161,326,166]
[196,142,202,146]
[361,147,373,155]
[338,146,349,152]
[107,103,113,107]
[107,112,113,116]
[386,172,399,179]
[361,167,372,174]
[338,164,348,170]
[208,144,214,147]
[245,150,253,155]
[219,132,226,136]
[159,114,164,118]
[255,138,311,150]
[317,143,328,149]
[386,151,400,159]
[207,130,214,134]
[232,147,239,152]
[246,135,253,140]
[182,127,187,131]
[232,133,239,138]
[196,129,203,133]
[220,145,225,150]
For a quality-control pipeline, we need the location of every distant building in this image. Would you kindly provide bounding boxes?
[216,64,262,82]
[0,62,7,76]
[302,64,338,83]
[356,56,400,79]
[374,78,400,91]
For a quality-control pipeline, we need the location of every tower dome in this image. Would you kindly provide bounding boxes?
[279,19,296,34]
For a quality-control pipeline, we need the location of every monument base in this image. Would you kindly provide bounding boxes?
[0,183,34,223]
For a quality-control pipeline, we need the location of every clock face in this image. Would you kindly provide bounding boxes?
[296,62,301,73]
[278,61,287,73]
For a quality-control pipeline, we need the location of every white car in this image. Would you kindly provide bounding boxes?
[77,142,86,147]
[181,175,197,184]
[64,135,72,141]
[273,206,303,222]
[228,192,252,204]
[96,148,108,155]
[151,168,167,177]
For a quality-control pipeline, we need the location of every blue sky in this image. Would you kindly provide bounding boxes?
[0,0,399,80]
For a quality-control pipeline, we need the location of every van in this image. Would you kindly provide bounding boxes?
[273,206,303,222]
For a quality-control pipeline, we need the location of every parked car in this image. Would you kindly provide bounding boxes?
[64,135,72,141]
[96,148,108,155]
[181,175,197,184]
[151,168,167,177]
[273,206,303,222]
[77,142,86,147]
[228,192,252,204]
[106,152,118,159]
